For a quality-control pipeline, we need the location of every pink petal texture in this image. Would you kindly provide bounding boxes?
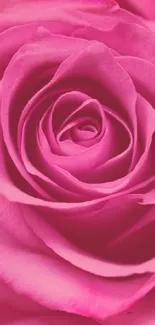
[0,0,147,34]
[116,0,155,32]
[101,290,155,325]
[0,1,155,324]
[117,0,155,19]
[0,196,155,322]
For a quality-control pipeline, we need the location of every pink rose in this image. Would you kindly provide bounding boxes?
[0,1,155,324]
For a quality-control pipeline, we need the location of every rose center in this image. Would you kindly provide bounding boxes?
[71,119,99,142]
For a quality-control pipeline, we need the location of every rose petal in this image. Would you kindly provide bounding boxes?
[1,198,155,321]
[0,0,118,32]
[74,22,155,64]
[117,56,155,107]
[117,0,155,20]
[101,290,155,325]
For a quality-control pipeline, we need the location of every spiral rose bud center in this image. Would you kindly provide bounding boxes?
[73,121,98,141]
[50,92,106,155]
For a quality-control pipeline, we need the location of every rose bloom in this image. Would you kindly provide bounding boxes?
[0,0,155,324]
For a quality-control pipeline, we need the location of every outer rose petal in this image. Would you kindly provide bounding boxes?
[0,196,155,323]
[23,199,155,277]
[116,0,155,33]
[0,0,117,31]
[117,0,155,19]
[0,279,97,325]
[0,23,79,78]
[0,0,144,34]
[101,290,155,325]
[0,277,58,325]
[74,22,155,64]
[0,274,98,324]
